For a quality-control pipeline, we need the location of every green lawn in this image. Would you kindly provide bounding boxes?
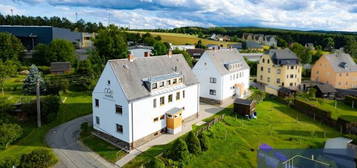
[127,31,236,47]
[297,97,357,122]
[125,98,339,168]
[0,86,93,161]
[80,132,126,163]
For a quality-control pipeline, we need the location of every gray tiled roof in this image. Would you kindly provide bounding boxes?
[202,49,250,75]
[324,53,357,72]
[109,54,198,101]
[269,48,298,60]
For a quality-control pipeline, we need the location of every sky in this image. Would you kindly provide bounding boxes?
[1,0,357,31]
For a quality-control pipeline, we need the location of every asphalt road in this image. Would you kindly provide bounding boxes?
[46,115,118,168]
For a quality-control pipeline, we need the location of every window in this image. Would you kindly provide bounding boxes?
[267,60,270,64]
[153,117,159,122]
[277,69,281,74]
[262,59,265,63]
[173,79,177,84]
[160,115,165,120]
[209,77,217,83]
[261,67,264,71]
[209,89,216,95]
[160,96,165,106]
[290,66,294,69]
[276,78,281,84]
[290,74,294,78]
[268,68,271,73]
[317,71,319,74]
[183,90,185,98]
[267,77,270,83]
[96,116,100,125]
[168,94,173,103]
[160,81,164,87]
[260,75,263,80]
[178,77,183,83]
[115,105,123,114]
[107,80,111,85]
[116,124,123,133]
[167,80,171,85]
[95,99,99,107]
[152,83,157,89]
[290,83,293,87]
[153,99,157,108]
[236,74,238,79]
[176,92,180,100]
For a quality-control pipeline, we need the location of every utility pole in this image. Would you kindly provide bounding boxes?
[36,79,41,128]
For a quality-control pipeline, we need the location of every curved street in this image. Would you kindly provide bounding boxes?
[45,115,118,168]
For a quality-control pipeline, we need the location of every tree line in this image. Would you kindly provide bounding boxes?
[0,14,105,33]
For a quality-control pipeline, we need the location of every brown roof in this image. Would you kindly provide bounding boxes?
[50,62,71,72]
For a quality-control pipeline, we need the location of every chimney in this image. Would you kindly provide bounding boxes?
[144,51,150,57]
[128,52,135,62]
[168,49,173,57]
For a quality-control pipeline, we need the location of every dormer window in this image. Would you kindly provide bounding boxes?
[152,83,157,89]
[160,81,164,87]
[178,77,183,83]
[173,79,177,84]
[167,80,171,85]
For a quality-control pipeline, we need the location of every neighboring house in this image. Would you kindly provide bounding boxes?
[210,34,230,41]
[228,43,243,49]
[187,48,205,59]
[171,44,195,51]
[50,62,71,74]
[92,52,199,151]
[0,25,82,50]
[264,35,277,48]
[257,48,302,90]
[244,41,263,50]
[311,52,357,89]
[210,33,217,40]
[192,49,250,104]
[80,32,96,48]
[253,34,265,43]
[206,44,220,50]
[128,45,153,58]
[305,43,315,50]
[240,53,264,62]
[242,33,254,41]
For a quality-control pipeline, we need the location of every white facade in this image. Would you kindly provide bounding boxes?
[192,49,250,102]
[129,48,152,57]
[92,57,199,147]
[171,45,195,51]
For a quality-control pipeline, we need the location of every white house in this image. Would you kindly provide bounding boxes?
[92,52,199,151]
[192,48,250,104]
[128,45,153,58]
[170,44,195,51]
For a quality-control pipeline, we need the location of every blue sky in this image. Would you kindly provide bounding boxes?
[1,0,357,31]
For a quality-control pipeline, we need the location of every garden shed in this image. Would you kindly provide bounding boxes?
[314,84,336,99]
[234,98,256,116]
[278,87,296,98]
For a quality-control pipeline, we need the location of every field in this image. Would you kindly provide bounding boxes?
[297,97,357,122]
[124,98,339,168]
[0,76,93,161]
[127,31,236,47]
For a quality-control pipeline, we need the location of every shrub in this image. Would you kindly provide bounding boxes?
[45,77,69,95]
[0,156,19,168]
[20,95,60,124]
[37,66,50,74]
[144,158,166,168]
[198,133,209,151]
[20,149,57,168]
[185,132,201,155]
[0,123,23,150]
[80,122,90,136]
[167,138,189,162]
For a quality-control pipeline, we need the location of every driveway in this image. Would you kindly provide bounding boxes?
[45,115,117,168]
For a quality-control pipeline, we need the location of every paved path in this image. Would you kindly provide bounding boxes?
[115,101,233,167]
[46,115,118,168]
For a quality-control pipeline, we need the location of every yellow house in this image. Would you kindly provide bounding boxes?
[257,48,302,90]
[311,52,357,89]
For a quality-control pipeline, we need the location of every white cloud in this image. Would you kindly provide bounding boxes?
[3,0,357,31]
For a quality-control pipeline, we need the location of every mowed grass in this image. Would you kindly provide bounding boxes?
[0,83,93,161]
[297,97,357,122]
[125,98,339,168]
[127,31,236,47]
[80,133,127,163]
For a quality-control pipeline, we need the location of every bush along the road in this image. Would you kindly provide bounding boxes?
[20,149,57,168]
[144,158,166,168]
[198,133,209,151]
[0,156,20,168]
[185,132,201,155]
[0,123,23,150]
